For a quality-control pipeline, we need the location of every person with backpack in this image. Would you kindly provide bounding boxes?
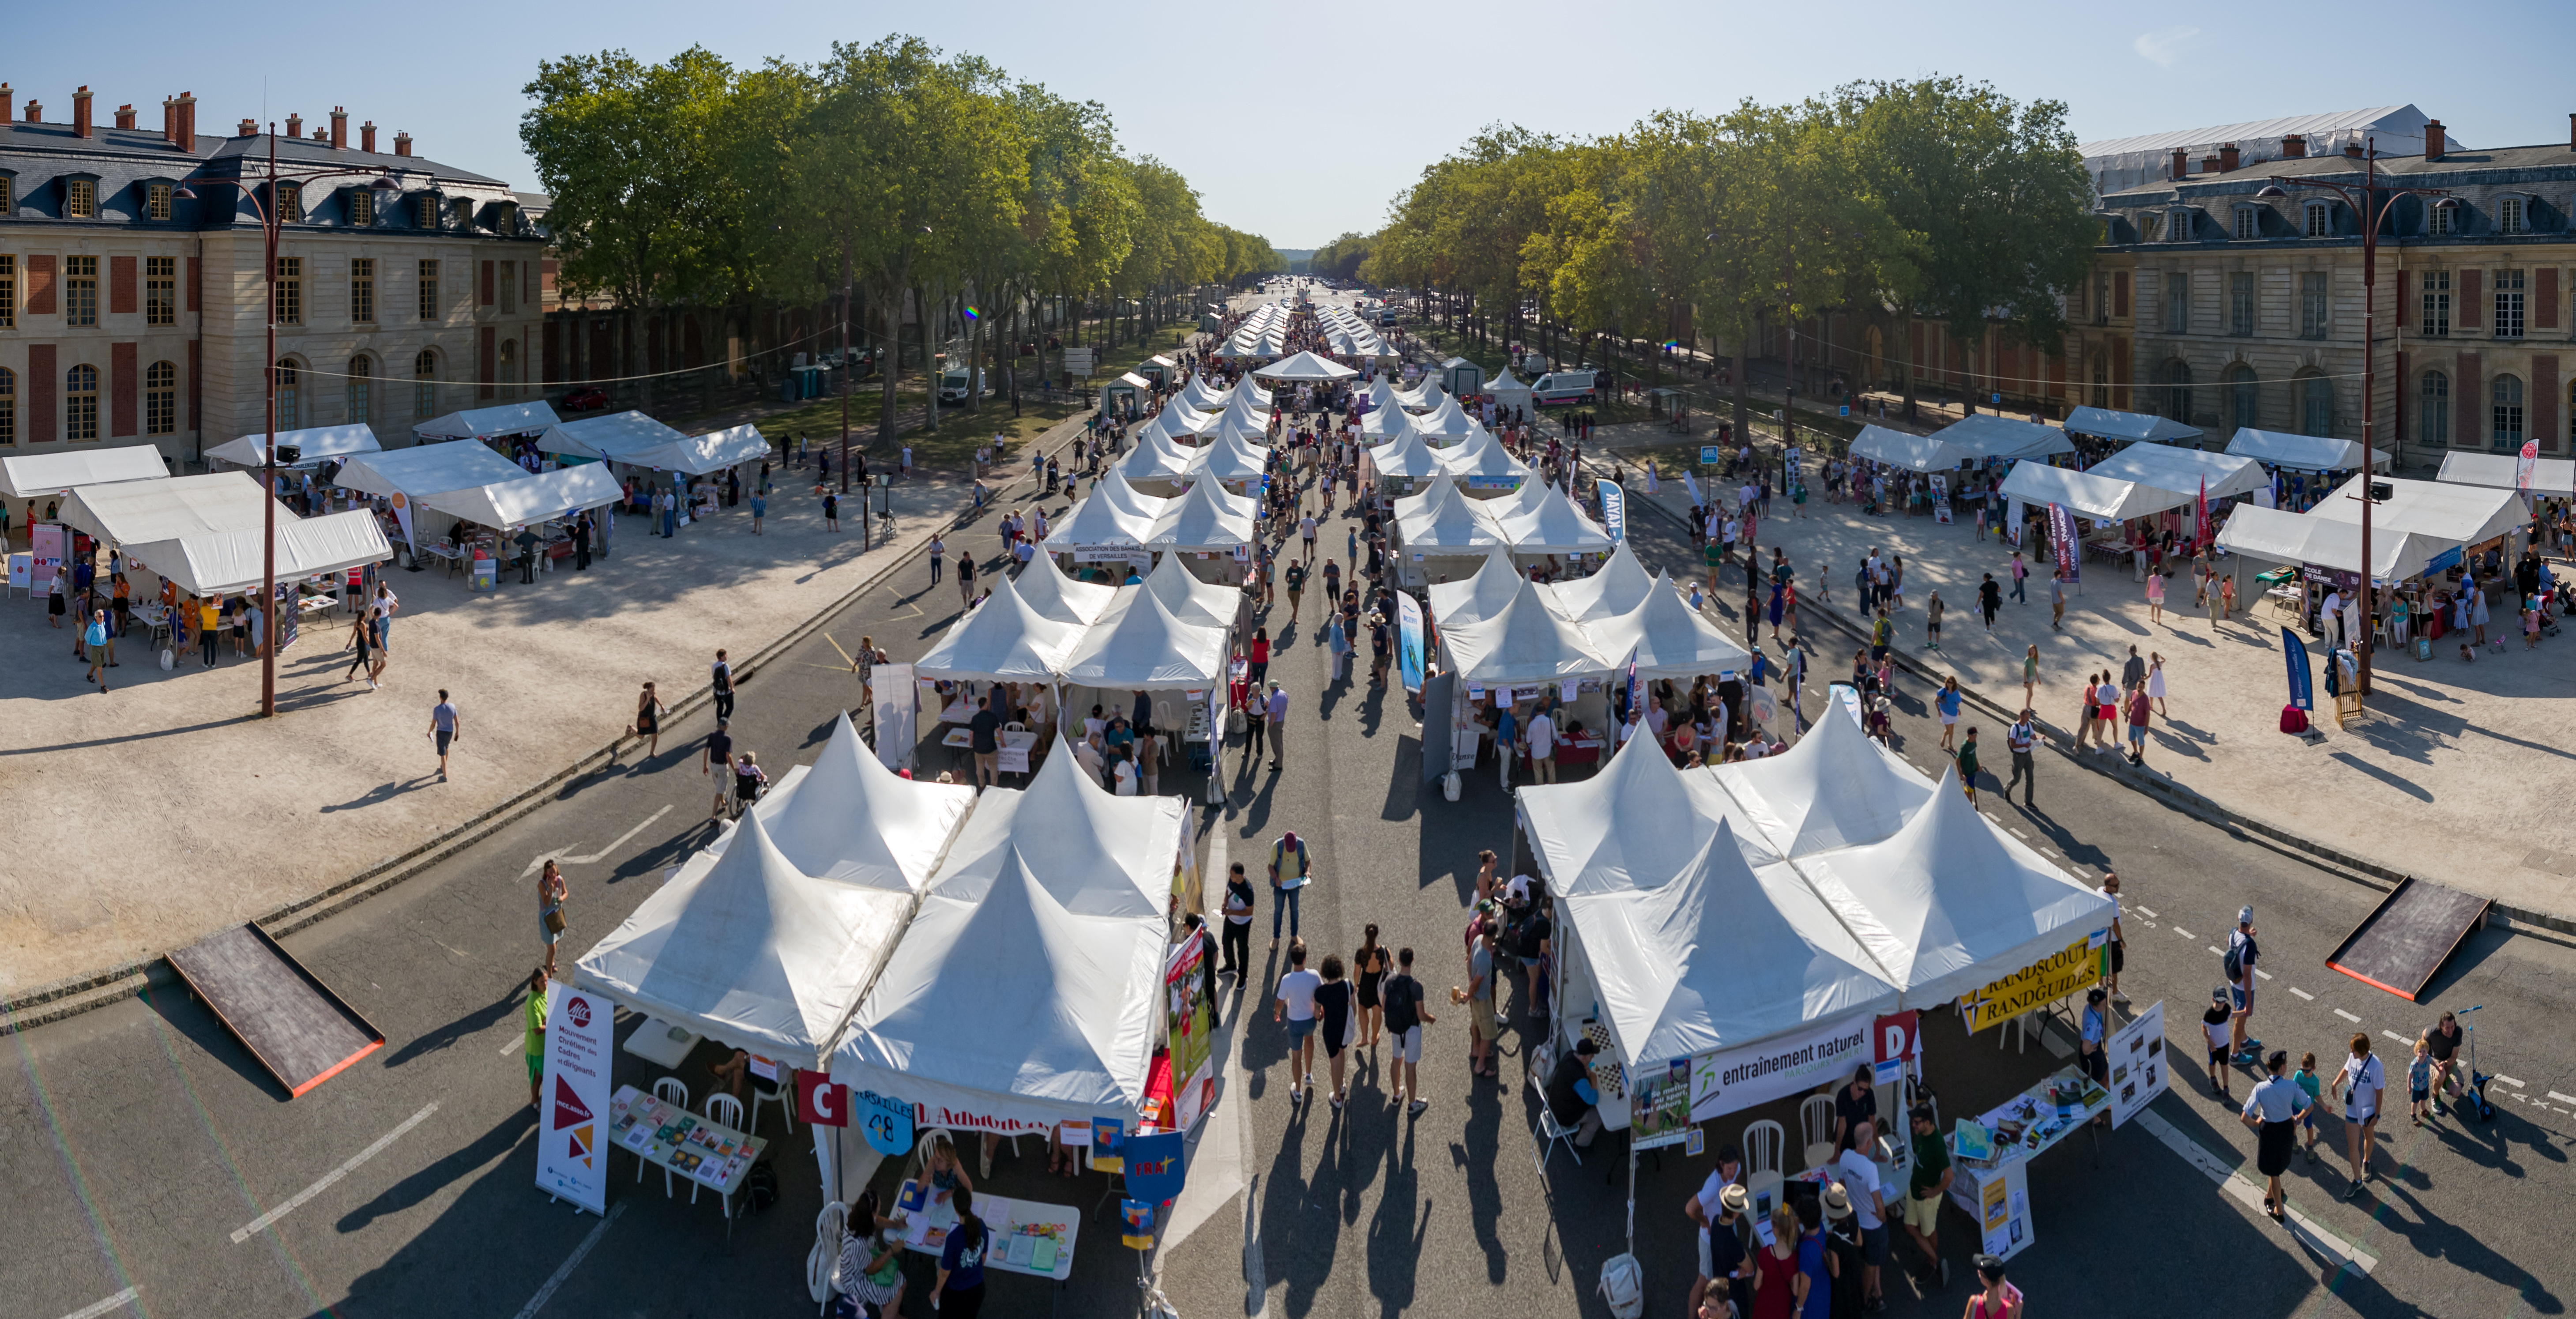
[1379,945,1436,1115]
[2226,908,2261,1064]
[1267,830,1312,946]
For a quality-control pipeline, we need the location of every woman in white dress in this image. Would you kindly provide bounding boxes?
[2147,652,2168,717]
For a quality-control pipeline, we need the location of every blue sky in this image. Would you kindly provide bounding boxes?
[14,0,2575,250]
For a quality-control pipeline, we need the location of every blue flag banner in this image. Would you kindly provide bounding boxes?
[2281,626,2313,711]
[1125,1130,1187,1205]
[1598,481,1626,542]
[1397,592,1426,693]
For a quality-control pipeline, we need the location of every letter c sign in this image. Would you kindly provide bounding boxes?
[797,1071,850,1127]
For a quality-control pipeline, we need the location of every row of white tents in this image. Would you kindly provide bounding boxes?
[914,554,1242,693]
[1393,475,1610,581]
[1044,473,1262,560]
[1429,541,1750,686]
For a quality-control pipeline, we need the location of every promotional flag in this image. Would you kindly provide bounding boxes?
[1597,480,1626,542]
[1681,470,1703,505]
[1121,1199,1156,1250]
[1396,591,1426,693]
[534,984,612,1214]
[1125,1131,1187,1205]
[2047,502,2080,584]
[2195,476,2211,553]
[2520,438,2540,495]
[2282,626,2313,711]
[1623,646,1641,724]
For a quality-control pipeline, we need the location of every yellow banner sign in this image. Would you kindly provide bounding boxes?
[1958,935,2104,1033]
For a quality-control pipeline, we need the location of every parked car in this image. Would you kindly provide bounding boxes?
[1530,370,1598,406]
[560,386,610,412]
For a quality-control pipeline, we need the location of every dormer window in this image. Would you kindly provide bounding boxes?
[451,197,473,230]
[2305,202,2331,238]
[0,170,16,218]
[2169,209,2193,241]
[2500,197,2525,235]
[275,182,303,224]
[65,178,97,219]
[2234,207,2259,241]
[2429,198,2456,237]
[2140,212,2161,241]
[146,182,173,221]
[414,194,438,229]
[349,188,374,227]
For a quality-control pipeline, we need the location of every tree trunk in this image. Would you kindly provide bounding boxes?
[876,284,903,445]
[1731,314,1754,442]
[1897,309,1919,422]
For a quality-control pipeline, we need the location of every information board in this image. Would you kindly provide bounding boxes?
[2105,999,2170,1129]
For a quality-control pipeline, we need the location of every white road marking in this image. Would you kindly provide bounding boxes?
[2207,946,2225,957]
[2136,905,2159,918]
[2135,1108,2377,1276]
[57,1289,140,1319]
[2008,828,2029,839]
[511,1199,627,1319]
[2174,927,2195,940]
[2289,988,2316,1001]
[2382,1031,2411,1045]
[519,806,675,877]
[2256,970,2274,980]
[231,1103,439,1244]
[2550,1092,2576,1107]
[2333,1009,2362,1023]
[2494,1075,2524,1088]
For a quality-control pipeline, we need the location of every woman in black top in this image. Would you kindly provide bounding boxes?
[1353,925,1388,1048]
[1314,953,1354,1110]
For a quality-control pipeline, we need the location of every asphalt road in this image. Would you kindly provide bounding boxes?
[5,289,2573,1319]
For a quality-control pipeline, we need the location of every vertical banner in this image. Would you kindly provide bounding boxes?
[31,523,65,591]
[2281,626,2314,712]
[871,662,916,770]
[2193,477,2211,553]
[1681,469,1703,506]
[2519,438,2540,495]
[1597,481,1625,542]
[1164,925,1217,1132]
[2046,502,2080,584]
[389,491,418,559]
[2105,1000,2170,1129]
[1396,592,1425,693]
[535,983,613,1213]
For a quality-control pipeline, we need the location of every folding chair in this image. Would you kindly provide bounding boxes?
[1534,1108,1586,1173]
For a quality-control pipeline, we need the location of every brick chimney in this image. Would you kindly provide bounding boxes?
[310,127,326,142]
[0,84,11,123]
[2220,143,2241,172]
[330,107,347,150]
[394,130,412,158]
[71,86,92,137]
[2170,148,2189,180]
[2201,154,2221,176]
[237,117,258,138]
[2424,120,2445,160]
[25,100,42,124]
[360,120,376,153]
[285,112,301,139]
[2344,142,2365,158]
[160,97,174,142]
[174,92,195,153]
[113,103,135,131]
[2283,133,2306,159]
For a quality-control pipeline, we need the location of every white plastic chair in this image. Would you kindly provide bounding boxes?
[701,1093,746,1206]
[1534,1108,1585,1173]
[748,1070,796,1138]
[647,1078,690,1198]
[1742,1118,1785,1180]
[808,1200,848,1314]
[1800,1093,1839,1172]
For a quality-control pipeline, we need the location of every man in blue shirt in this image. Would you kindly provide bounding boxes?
[83,609,111,692]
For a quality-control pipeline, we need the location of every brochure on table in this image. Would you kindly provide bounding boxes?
[1943,1065,2113,1261]
[893,1182,1079,1280]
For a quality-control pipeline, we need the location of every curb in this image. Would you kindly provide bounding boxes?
[2,415,1097,1034]
[1624,484,2576,941]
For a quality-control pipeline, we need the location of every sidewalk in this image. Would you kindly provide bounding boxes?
[0,421,1086,1000]
[1631,467,2576,925]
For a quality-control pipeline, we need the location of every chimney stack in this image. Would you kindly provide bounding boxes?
[2201,154,2221,176]
[2170,148,2189,180]
[2568,112,2575,151]
[285,113,301,139]
[330,107,347,150]
[113,103,135,131]
[2283,133,2306,159]
[71,86,92,137]
[394,130,413,158]
[2344,141,2364,158]
[2424,120,2445,160]
[0,84,12,123]
[237,117,258,138]
[2220,143,2241,172]
[161,96,174,142]
[174,92,195,153]
[26,100,42,124]
[310,127,326,142]
[361,120,376,153]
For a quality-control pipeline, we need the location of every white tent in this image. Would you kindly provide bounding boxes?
[121,509,393,596]
[332,441,531,503]
[414,401,561,441]
[1060,585,1229,690]
[1486,366,1534,417]
[1710,701,1934,859]
[1148,476,1260,554]
[1202,391,1275,443]
[1252,350,1358,383]
[1795,768,2113,1008]
[1172,373,1232,415]
[1140,552,1242,629]
[415,464,625,531]
[0,447,171,499]
[1183,428,1273,486]
[1045,480,1167,552]
[1433,429,1533,490]
[1998,461,2178,523]
[1090,470,1170,522]
[1411,393,1482,443]
[2438,451,2576,497]
[1579,572,1752,679]
[2309,474,2527,547]
[1358,401,1421,443]
[1393,476,1509,556]
[1547,539,1656,622]
[2224,428,2391,473]
[624,423,773,475]
[1362,377,1400,415]
[1928,413,2073,460]
[1519,738,1899,1059]
[1395,378,1444,411]
[698,713,976,889]
[831,741,1183,1133]
[1114,430,1199,487]
[1848,425,1970,472]
[1365,430,1446,481]
[1484,479,1613,556]
[913,574,1086,683]
[1137,402,1218,445]
[1012,555,1119,626]
[2063,406,2204,446]
[205,423,382,469]
[537,411,691,462]
[2212,504,2453,581]
[1226,374,1275,410]
[1440,578,1614,685]
[1428,550,1536,630]
[2083,443,2267,501]
[59,471,271,544]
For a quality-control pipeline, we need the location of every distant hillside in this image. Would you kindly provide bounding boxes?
[1278,248,1315,275]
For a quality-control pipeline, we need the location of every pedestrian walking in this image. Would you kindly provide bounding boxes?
[1218,862,1255,978]
[957,549,977,608]
[824,489,840,532]
[429,688,460,780]
[2147,652,2168,716]
[711,649,737,722]
[371,584,399,654]
[1464,921,1499,1078]
[1923,591,1944,650]
[1936,677,1963,750]
[627,681,665,758]
[1978,573,2001,630]
[702,719,736,821]
[2146,568,2167,624]
[1967,1254,2024,1319]
[537,858,568,976]
[2125,682,2152,765]
[1956,726,1981,804]
[2294,1052,2325,1161]
[343,613,380,689]
[2202,987,2236,1100]
[2098,871,2127,1002]
[82,608,111,690]
[928,533,945,585]
[1353,925,1389,1048]
[1267,829,1312,946]
[2050,572,2067,629]
[748,489,766,534]
[1382,947,1433,1115]
[1314,953,1355,1109]
[1275,940,1321,1104]
[2226,905,2261,1059]
[2330,1033,2386,1196]
[2009,551,2028,603]
[1265,680,1289,769]
[2407,1037,2435,1127]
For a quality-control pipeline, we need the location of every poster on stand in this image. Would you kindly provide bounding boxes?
[1165,931,1217,1132]
[2106,1000,2170,1129]
[1976,1160,2033,1260]
[534,981,613,1213]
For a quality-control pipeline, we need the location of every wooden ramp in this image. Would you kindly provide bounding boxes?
[167,924,385,1098]
[2326,878,2491,1002]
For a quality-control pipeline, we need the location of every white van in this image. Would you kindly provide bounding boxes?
[1529,369,1598,406]
[936,367,984,404]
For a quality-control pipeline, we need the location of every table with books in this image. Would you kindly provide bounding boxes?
[891,1178,1080,1282]
[1941,1066,2110,1262]
[605,1085,767,1230]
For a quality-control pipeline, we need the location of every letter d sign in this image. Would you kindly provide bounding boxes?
[1873,1010,1921,1067]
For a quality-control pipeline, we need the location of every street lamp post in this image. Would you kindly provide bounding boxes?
[2256,138,2448,700]
[177,128,401,717]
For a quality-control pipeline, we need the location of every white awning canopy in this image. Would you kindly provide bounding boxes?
[1114,430,1198,486]
[1711,704,1935,859]
[623,423,773,475]
[2224,428,2392,473]
[2213,504,2452,580]
[1439,578,1614,685]
[1140,552,1241,629]
[1044,478,1168,551]
[913,575,1087,683]
[1012,556,1119,626]
[1848,425,1970,472]
[2063,406,2204,445]
[59,471,271,545]
[414,401,562,441]
[1433,429,1532,488]
[1428,550,1536,630]
[697,713,977,890]
[2310,475,2527,546]
[415,464,625,531]
[1366,429,1444,479]
[0,446,172,498]
[332,441,532,501]
[1579,572,1752,679]
[2083,443,2268,501]
[1547,539,1656,622]
[1148,478,1259,554]
[1172,374,1231,415]
[1394,476,1509,553]
[1059,585,1230,690]
[2437,451,2576,497]
[1928,413,2074,460]
[1484,479,1612,555]
[205,424,383,469]
[1411,394,1482,442]
[537,411,692,461]
[1998,460,2181,522]
[121,509,393,596]
[1252,350,1359,383]
[1183,429,1272,485]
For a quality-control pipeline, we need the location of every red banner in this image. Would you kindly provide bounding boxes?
[797,1071,850,1127]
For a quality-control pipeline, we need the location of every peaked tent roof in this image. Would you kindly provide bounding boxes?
[1059,585,1230,690]
[1433,428,1532,485]
[1580,572,1752,679]
[414,401,562,441]
[331,440,532,500]
[1412,392,1482,442]
[1202,390,1275,443]
[1138,402,1218,444]
[831,739,1183,1130]
[1428,550,1534,630]
[1795,767,2114,1007]
[1252,350,1359,382]
[623,423,773,475]
[0,446,171,498]
[1045,480,1168,550]
[575,811,917,1066]
[1359,401,1422,442]
[2064,406,2204,445]
[1709,702,1935,859]
[1116,428,1200,485]
[415,463,624,531]
[1010,555,1119,626]
[1928,413,2073,460]
[1440,578,1615,684]
[1172,374,1232,415]
[1997,460,2180,522]
[1393,475,1509,552]
[1363,377,1400,414]
[1487,366,1525,392]
[1090,469,1170,520]
[2224,428,2392,473]
[912,574,1086,682]
[1547,539,1656,621]
[1848,425,1971,472]
[1366,429,1445,478]
[206,423,382,469]
[1148,475,1260,553]
[1183,427,1272,484]
[60,471,272,544]
[2084,442,2268,501]
[1395,378,1444,411]
[537,410,692,461]
[1485,479,1612,554]
[698,712,975,891]
[121,509,393,596]
[1141,551,1242,629]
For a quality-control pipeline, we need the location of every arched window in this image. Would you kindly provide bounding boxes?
[413,349,438,419]
[500,339,522,398]
[275,360,301,432]
[2160,359,2193,423]
[66,364,99,442]
[2420,370,2451,448]
[2225,364,2258,430]
[145,361,177,437]
[2493,374,2526,449]
[0,367,15,447]
[2298,372,2332,436]
[347,355,373,424]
